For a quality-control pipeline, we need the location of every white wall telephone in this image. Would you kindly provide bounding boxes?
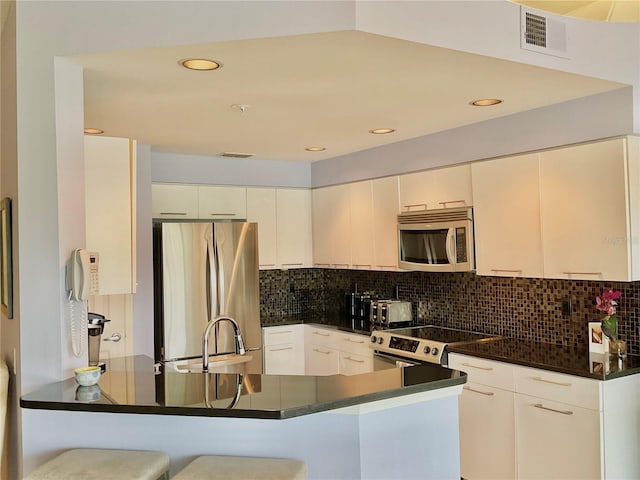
[66,249,100,356]
[66,248,100,301]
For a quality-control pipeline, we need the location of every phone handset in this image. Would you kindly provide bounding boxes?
[66,249,100,356]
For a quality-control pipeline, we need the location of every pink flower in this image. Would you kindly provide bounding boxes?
[595,289,621,315]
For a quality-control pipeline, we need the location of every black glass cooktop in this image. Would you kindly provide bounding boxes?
[383,325,500,344]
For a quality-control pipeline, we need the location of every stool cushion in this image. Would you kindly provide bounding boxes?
[24,448,169,480]
[173,455,307,480]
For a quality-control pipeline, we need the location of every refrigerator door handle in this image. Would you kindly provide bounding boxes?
[207,229,219,319]
[212,225,225,316]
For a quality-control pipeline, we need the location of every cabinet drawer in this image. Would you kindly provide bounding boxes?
[448,353,514,391]
[514,365,601,410]
[339,351,373,376]
[263,325,302,346]
[305,327,338,349]
[337,332,370,356]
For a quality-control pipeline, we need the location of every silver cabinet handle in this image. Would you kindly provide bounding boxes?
[270,346,293,352]
[463,386,494,396]
[462,362,493,371]
[159,212,187,216]
[490,269,522,273]
[562,271,602,276]
[104,333,122,342]
[260,264,276,267]
[209,213,236,216]
[313,348,331,355]
[314,263,331,267]
[344,356,365,363]
[280,263,303,266]
[313,331,330,337]
[344,338,365,344]
[333,263,349,267]
[439,200,466,206]
[270,330,293,335]
[403,203,428,211]
[533,403,573,415]
[531,376,571,387]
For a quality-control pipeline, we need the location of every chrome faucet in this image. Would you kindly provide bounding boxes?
[202,316,246,373]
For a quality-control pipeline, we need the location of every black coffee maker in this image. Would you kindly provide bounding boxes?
[88,312,110,372]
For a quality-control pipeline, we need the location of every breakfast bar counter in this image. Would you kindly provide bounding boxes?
[21,355,466,418]
[21,356,466,479]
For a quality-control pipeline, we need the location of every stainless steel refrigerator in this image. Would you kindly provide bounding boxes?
[153,221,262,372]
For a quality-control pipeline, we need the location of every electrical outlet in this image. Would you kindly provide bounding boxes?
[561,298,573,317]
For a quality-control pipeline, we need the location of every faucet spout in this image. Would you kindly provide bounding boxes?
[202,316,246,373]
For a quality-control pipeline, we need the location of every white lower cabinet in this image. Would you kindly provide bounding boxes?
[263,325,305,375]
[450,353,640,480]
[304,326,373,376]
[459,383,515,480]
[515,393,601,480]
[449,354,516,480]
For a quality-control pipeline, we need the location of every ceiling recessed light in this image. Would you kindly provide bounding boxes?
[305,147,326,152]
[181,58,221,71]
[471,98,502,106]
[369,128,396,135]
[84,128,104,135]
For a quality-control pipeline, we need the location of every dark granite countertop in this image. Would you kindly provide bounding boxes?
[21,355,466,419]
[449,337,640,380]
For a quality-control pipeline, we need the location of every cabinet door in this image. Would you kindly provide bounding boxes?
[312,185,351,267]
[276,189,312,268]
[540,138,630,281]
[372,176,400,270]
[247,188,277,269]
[516,393,602,479]
[306,345,340,376]
[152,183,198,219]
[85,136,136,295]
[472,153,543,277]
[399,164,472,212]
[349,181,374,270]
[339,352,373,376]
[431,164,472,209]
[459,383,516,480]
[198,185,247,220]
[264,344,298,375]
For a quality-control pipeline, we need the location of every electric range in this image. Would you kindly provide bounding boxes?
[370,325,501,365]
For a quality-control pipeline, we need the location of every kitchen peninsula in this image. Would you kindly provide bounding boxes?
[21,356,466,479]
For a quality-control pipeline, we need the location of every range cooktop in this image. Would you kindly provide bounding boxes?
[370,325,501,365]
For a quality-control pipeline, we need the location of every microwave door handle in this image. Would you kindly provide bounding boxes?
[445,228,456,264]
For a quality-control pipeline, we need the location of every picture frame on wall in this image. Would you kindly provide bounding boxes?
[0,197,13,319]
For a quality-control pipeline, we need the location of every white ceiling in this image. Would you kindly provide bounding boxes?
[74,30,626,163]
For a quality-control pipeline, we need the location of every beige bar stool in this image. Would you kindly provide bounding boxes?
[173,455,307,480]
[23,448,170,480]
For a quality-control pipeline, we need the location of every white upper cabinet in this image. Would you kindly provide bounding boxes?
[152,184,198,219]
[472,153,544,278]
[349,181,374,269]
[312,184,351,268]
[246,188,277,269]
[198,185,247,220]
[372,176,400,270]
[540,137,638,281]
[399,164,472,212]
[276,188,312,269]
[85,135,136,295]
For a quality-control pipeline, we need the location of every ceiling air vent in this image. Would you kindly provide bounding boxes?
[218,152,254,159]
[520,7,569,59]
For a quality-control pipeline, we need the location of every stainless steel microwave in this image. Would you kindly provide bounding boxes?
[398,207,474,272]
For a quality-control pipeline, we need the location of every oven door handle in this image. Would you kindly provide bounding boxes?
[374,352,419,368]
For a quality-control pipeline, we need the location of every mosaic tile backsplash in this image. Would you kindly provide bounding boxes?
[260,269,640,355]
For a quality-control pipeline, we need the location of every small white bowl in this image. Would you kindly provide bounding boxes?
[74,366,101,386]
